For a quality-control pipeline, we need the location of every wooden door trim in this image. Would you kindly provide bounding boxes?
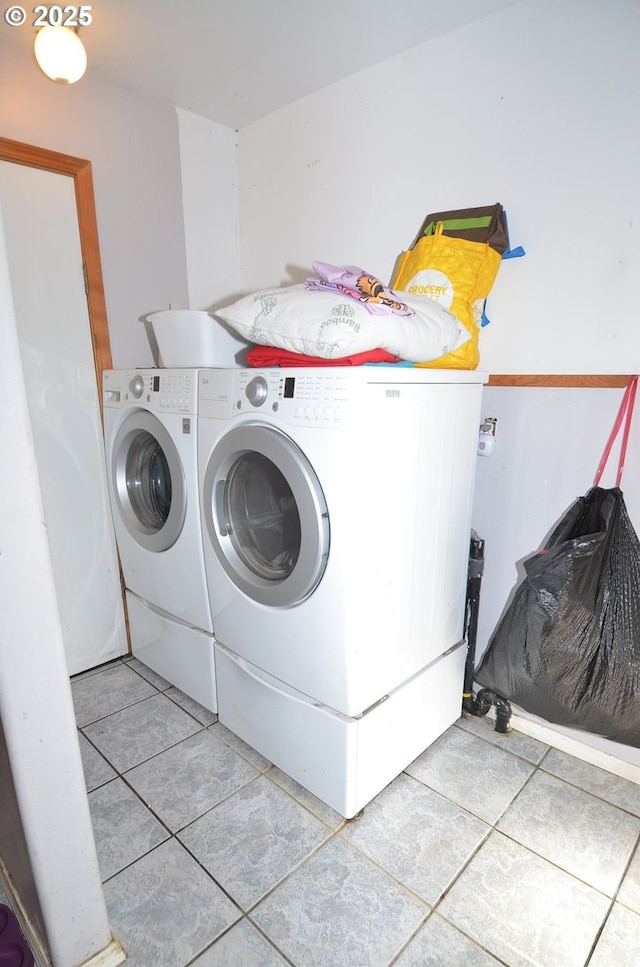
[0,137,113,403]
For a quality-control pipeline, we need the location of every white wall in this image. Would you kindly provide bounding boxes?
[237,0,639,375]
[176,108,241,308]
[176,108,248,365]
[0,42,190,368]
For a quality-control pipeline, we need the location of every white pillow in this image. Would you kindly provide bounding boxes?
[215,284,469,363]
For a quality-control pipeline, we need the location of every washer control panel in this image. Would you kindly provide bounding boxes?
[103,370,197,414]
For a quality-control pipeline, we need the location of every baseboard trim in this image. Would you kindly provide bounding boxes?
[510,712,640,785]
[77,935,127,967]
[0,861,126,967]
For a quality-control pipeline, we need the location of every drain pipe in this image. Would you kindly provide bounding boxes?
[471,688,512,733]
[462,531,485,716]
[461,531,512,733]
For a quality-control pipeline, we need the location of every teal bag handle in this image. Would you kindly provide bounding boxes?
[502,210,525,259]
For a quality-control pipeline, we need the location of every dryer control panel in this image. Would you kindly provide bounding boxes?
[199,368,350,426]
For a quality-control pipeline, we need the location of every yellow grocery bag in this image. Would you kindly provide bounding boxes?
[391,221,502,369]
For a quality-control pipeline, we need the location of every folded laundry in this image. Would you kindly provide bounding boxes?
[246,345,403,367]
[306,261,413,315]
[217,282,462,363]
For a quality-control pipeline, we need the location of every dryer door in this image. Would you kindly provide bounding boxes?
[202,423,329,607]
[111,411,186,551]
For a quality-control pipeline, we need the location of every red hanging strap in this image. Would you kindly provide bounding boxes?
[593,375,638,487]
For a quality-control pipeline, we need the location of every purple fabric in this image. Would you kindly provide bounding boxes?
[0,905,34,967]
[306,261,413,316]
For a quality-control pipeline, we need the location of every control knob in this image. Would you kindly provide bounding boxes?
[129,374,145,399]
[246,376,268,407]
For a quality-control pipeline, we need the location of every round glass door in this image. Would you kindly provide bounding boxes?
[225,452,302,580]
[111,411,186,551]
[203,423,329,607]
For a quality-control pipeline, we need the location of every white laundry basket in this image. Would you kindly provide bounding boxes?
[145,309,221,367]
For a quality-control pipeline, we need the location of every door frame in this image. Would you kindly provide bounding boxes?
[0,137,112,406]
[0,136,130,652]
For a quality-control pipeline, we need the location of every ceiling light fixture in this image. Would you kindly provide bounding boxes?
[34,25,87,84]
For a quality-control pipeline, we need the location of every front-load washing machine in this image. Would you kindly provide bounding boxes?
[103,369,216,712]
[198,366,487,813]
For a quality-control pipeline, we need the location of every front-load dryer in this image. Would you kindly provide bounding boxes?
[197,367,486,813]
[198,367,486,716]
[103,369,216,711]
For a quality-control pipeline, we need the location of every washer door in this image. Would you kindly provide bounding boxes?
[203,424,329,607]
[111,411,186,551]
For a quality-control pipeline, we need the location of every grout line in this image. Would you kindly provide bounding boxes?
[535,761,640,820]
[241,827,339,919]
[582,895,618,967]
[243,914,300,967]
[70,655,128,682]
[492,825,625,903]
[74,682,166,729]
[506,711,640,785]
[80,713,207,773]
[170,833,246,914]
[454,715,551,767]
[168,771,263,839]
[385,911,432,967]
[457,716,640,818]
[260,767,347,833]
[333,822,436,911]
[611,829,640,909]
[427,823,494,915]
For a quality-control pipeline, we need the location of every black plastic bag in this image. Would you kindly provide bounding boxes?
[476,487,640,746]
[476,378,640,747]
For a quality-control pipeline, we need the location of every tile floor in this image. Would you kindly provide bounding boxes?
[47,657,640,964]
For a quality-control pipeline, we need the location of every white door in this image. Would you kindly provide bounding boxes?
[0,160,127,674]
